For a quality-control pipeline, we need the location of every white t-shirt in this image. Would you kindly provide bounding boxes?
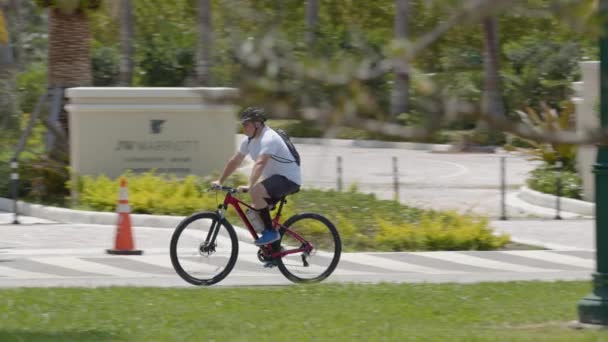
[239,126,302,185]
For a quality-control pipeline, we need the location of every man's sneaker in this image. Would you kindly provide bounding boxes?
[255,229,280,246]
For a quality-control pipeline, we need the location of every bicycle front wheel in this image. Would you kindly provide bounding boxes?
[170,211,239,286]
[277,213,341,283]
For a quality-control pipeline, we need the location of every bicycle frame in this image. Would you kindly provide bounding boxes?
[214,189,313,259]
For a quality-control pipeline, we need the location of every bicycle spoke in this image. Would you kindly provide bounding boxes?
[170,212,239,286]
[277,213,341,283]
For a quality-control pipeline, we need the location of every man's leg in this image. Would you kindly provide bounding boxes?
[250,182,270,210]
[250,183,279,245]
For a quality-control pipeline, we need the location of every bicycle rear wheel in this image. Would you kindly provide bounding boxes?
[277,213,341,283]
[170,212,239,286]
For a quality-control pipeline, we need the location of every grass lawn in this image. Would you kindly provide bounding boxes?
[0,281,605,341]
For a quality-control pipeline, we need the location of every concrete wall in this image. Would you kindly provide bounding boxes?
[574,61,600,202]
[65,87,238,179]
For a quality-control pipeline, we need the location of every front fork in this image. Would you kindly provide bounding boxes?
[200,207,226,255]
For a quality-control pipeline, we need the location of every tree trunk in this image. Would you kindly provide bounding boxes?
[0,4,11,66]
[8,0,21,70]
[48,8,92,87]
[306,0,319,46]
[390,0,409,121]
[481,16,504,119]
[48,7,92,150]
[196,0,212,86]
[119,0,134,86]
[469,16,505,149]
[0,5,17,131]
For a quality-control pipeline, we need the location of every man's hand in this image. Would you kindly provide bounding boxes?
[211,180,222,189]
[237,185,249,193]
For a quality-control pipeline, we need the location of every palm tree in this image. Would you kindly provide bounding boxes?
[196,0,211,86]
[119,0,134,86]
[390,0,409,122]
[46,3,94,88]
[35,0,101,148]
[36,0,101,153]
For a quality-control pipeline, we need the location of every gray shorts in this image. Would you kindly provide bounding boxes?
[261,175,300,204]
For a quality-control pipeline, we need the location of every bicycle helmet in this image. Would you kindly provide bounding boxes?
[239,107,267,123]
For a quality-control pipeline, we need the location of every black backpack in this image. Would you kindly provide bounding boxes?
[272,128,301,166]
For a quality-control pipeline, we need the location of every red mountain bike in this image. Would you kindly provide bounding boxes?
[169,185,341,285]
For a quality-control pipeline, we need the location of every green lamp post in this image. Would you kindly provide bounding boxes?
[578,0,608,325]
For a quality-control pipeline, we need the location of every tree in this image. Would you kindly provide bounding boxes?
[34,0,102,152]
[481,16,504,120]
[0,3,12,67]
[7,0,21,70]
[0,2,17,132]
[391,0,410,121]
[306,0,318,46]
[46,3,95,88]
[466,15,506,148]
[196,0,211,86]
[119,0,133,86]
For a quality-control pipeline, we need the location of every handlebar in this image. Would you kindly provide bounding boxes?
[210,185,248,194]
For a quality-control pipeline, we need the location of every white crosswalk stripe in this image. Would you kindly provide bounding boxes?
[341,253,464,274]
[420,252,559,273]
[0,250,595,285]
[500,251,594,269]
[32,257,152,277]
[0,265,52,278]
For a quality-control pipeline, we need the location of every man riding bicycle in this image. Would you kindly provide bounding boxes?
[212,107,301,246]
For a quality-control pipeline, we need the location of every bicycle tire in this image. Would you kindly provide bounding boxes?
[170,211,239,286]
[276,213,341,283]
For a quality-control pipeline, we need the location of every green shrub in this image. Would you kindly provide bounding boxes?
[18,153,70,205]
[266,119,324,138]
[504,134,535,149]
[0,149,10,197]
[1,116,51,200]
[16,62,47,114]
[267,119,451,144]
[76,172,509,252]
[527,164,582,199]
[375,212,508,251]
[76,171,246,215]
[92,45,119,86]
[469,129,506,146]
[512,103,577,171]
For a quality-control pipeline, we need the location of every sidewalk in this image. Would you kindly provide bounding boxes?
[0,209,596,251]
[0,211,595,287]
[491,218,595,251]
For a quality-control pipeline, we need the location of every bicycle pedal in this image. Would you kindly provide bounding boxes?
[263,260,278,268]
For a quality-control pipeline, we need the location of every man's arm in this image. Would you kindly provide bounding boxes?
[218,152,246,183]
[248,154,270,187]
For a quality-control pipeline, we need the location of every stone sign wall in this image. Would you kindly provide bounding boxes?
[65,87,237,179]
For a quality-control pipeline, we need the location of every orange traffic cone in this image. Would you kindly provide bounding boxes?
[107,179,143,255]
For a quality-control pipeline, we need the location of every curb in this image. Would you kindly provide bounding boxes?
[505,192,584,219]
[517,186,595,217]
[0,198,254,243]
[0,197,183,227]
[289,136,453,151]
